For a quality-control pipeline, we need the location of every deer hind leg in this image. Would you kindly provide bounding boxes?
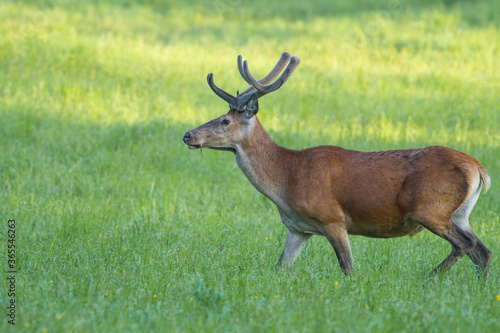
[451,184,492,280]
[276,229,311,269]
[452,216,492,281]
[321,223,354,276]
[467,236,492,280]
[418,217,477,276]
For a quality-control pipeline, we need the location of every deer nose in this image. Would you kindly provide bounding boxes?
[183,132,191,144]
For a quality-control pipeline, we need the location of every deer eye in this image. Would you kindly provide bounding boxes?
[222,119,230,125]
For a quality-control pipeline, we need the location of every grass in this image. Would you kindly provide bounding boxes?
[0,0,499,331]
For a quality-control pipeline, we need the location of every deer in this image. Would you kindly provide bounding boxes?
[183,52,492,280]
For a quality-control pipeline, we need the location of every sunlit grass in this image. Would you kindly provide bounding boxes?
[0,0,499,332]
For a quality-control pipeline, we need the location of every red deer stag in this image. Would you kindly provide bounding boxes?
[183,52,492,280]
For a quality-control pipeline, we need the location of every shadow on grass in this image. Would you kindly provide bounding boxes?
[1,96,498,203]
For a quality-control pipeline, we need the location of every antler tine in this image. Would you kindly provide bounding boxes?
[243,56,300,96]
[238,52,292,96]
[237,55,252,86]
[207,73,236,107]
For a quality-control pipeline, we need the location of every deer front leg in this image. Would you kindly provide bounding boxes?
[321,223,354,276]
[276,229,311,269]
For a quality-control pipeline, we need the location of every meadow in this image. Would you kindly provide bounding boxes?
[0,0,499,331]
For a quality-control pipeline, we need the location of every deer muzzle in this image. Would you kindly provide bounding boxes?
[183,131,202,149]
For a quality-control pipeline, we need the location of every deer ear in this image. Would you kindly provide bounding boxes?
[245,94,259,118]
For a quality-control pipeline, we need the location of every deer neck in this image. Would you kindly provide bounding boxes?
[234,117,289,203]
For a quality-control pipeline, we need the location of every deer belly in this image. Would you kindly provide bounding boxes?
[345,215,424,238]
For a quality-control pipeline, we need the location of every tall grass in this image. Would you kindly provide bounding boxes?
[0,0,499,331]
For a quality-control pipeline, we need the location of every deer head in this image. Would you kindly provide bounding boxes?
[183,52,300,151]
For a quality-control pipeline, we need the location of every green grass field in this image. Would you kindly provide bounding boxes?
[0,0,499,331]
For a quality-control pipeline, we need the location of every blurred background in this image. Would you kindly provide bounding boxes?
[0,0,499,332]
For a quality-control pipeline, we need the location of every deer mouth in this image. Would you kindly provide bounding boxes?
[186,143,202,149]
